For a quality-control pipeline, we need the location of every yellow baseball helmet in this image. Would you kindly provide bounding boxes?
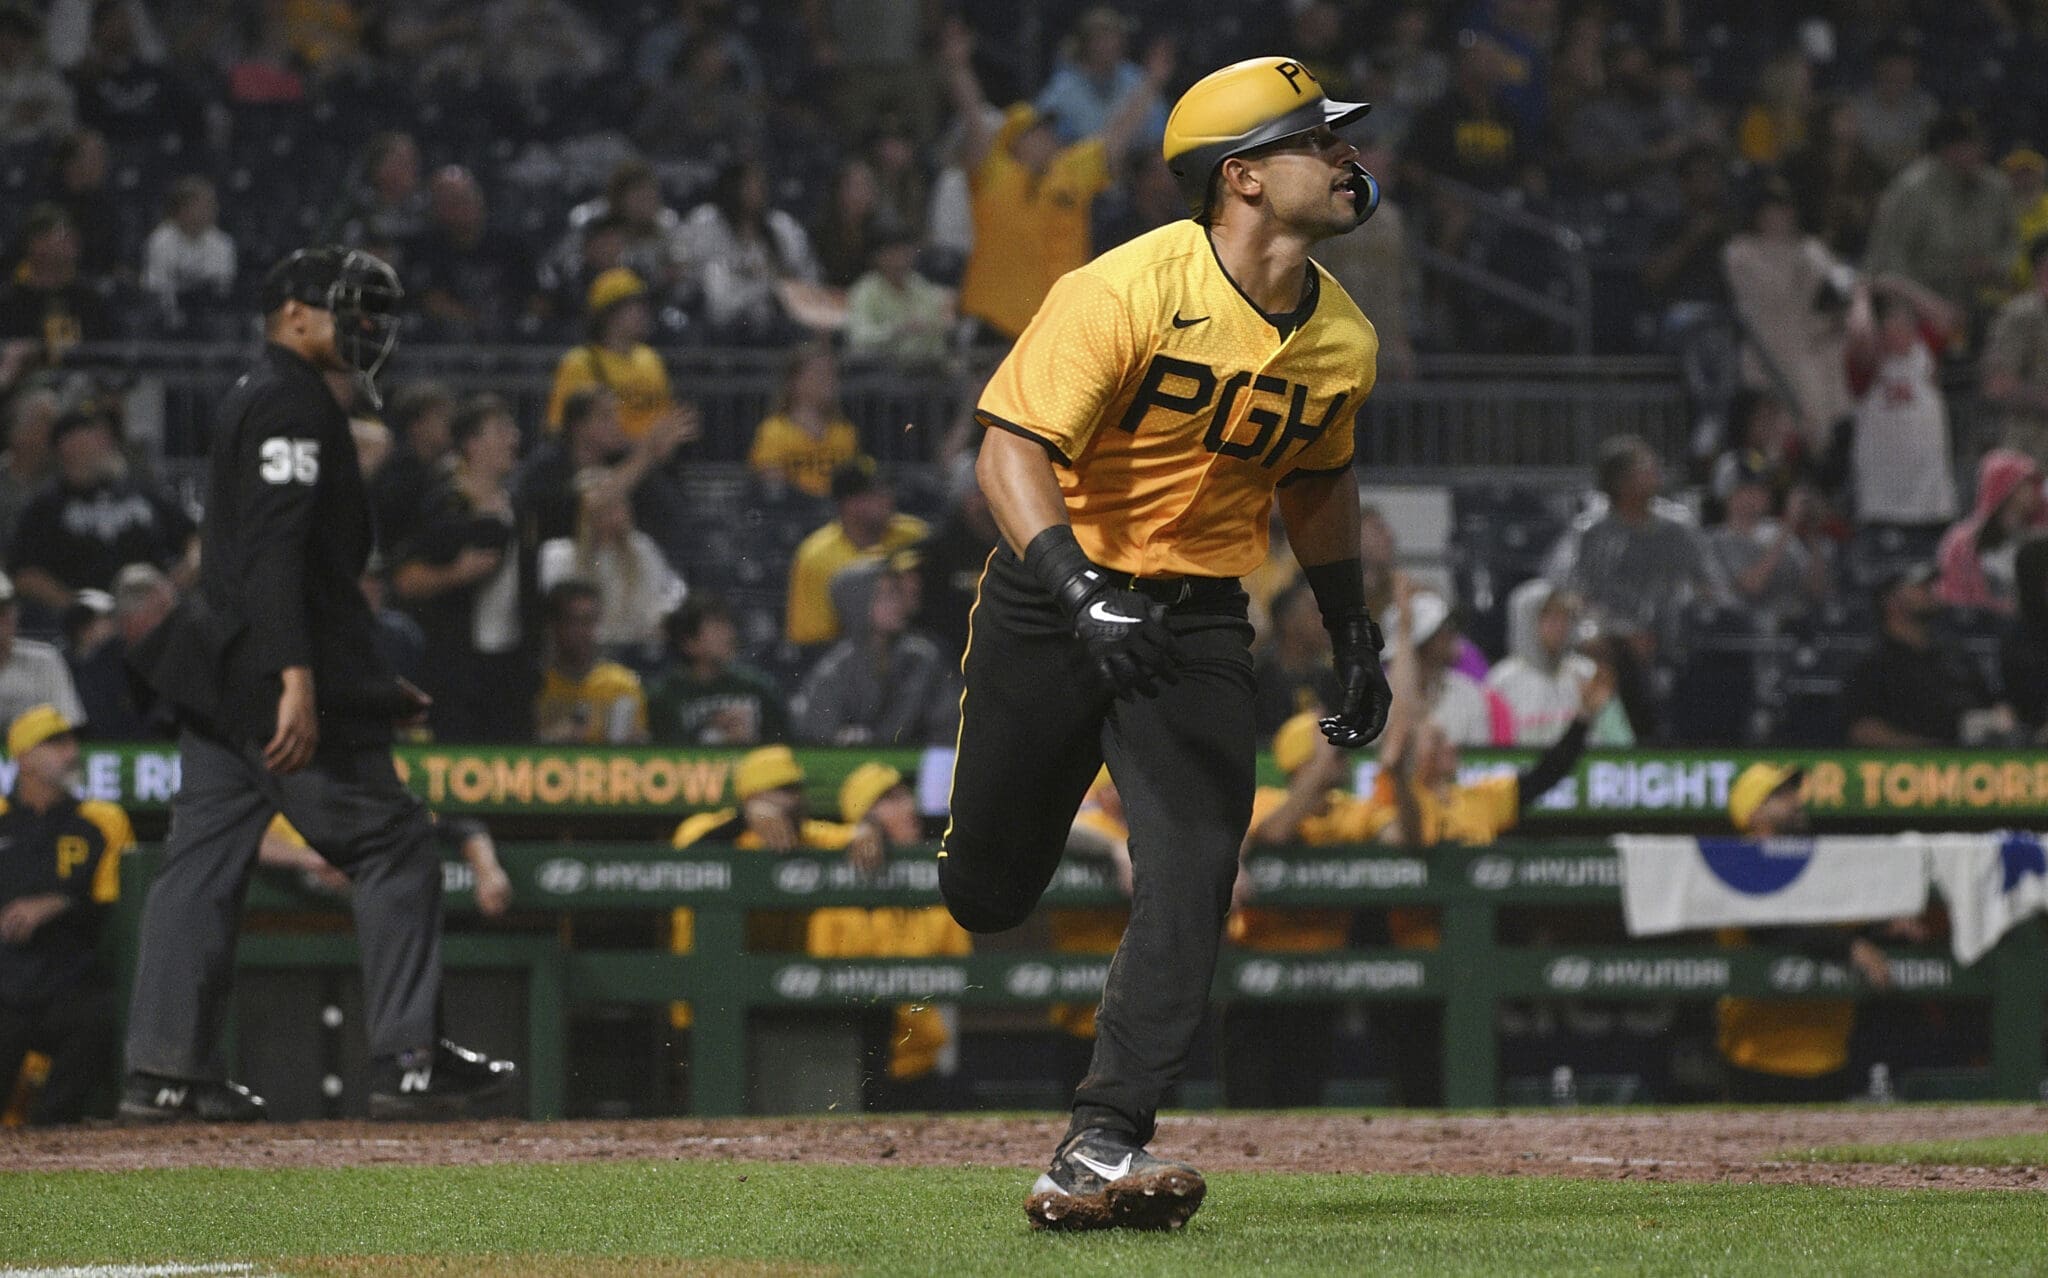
[1728,763,1804,834]
[1163,56,1372,220]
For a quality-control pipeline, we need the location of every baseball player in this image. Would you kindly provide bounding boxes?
[121,246,516,1121]
[938,57,1393,1230]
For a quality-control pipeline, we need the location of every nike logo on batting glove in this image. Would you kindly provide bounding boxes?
[1086,600,1143,625]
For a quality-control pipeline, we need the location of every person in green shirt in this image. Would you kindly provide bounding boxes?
[646,594,788,746]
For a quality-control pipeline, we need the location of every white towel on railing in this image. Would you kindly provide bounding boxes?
[1614,835,1927,936]
[1925,831,2048,964]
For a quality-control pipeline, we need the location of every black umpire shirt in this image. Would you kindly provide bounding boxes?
[0,792,132,1008]
[154,343,398,744]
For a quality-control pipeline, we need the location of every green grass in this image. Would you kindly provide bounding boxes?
[1788,1132,2048,1168]
[2,1163,2046,1277]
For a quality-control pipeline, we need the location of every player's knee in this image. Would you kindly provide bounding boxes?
[937,850,1035,933]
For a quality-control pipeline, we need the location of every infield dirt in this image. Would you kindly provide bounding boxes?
[7,1107,2048,1191]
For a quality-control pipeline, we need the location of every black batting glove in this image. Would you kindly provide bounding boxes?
[1023,526,1181,697]
[1321,610,1392,747]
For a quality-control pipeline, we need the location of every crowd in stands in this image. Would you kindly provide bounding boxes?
[0,2,2044,751]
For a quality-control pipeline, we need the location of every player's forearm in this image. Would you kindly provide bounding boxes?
[1278,472,1362,568]
[977,427,1070,557]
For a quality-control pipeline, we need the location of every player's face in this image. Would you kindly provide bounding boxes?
[1251,126,1364,236]
[22,734,80,791]
[871,788,921,844]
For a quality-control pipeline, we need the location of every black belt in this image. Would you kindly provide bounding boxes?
[1112,572,1240,606]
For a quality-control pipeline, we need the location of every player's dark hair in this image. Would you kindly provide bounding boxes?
[1595,435,1654,498]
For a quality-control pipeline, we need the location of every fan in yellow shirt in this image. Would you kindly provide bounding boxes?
[545,269,698,444]
[784,461,928,646]
[533,580,649,744]
[748,345,869,499]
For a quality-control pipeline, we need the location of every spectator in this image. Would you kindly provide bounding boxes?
[1737,51,1813,168]
[360,556,425,698]
[1252,577,1339,736]
[517,385,690,563]
[1935,448,2047,615]
[548,161,684,299]
[1640,145,1737,313]
[0,704,131,1123]
[0,386,57,549]
[843,223,952,367]
[1550,435,1730,662]
[0,205,107,368]
[1982,237,2048,463]
[911,456,999,663]
[1783,99,1888,259]
[2001,535,2048,738]
[46,0,165,72]
[791,557,954,746]
[2005,149,2048,287]
[1565,36,1717,203]
[0,5,75,148]
[1094,150,1188,250]
[749,344,867,499]
[537,468,685,666]
[405,166,537,343]
[477,0,610,98]
[632,28,764,164]
[1487,580,1635,747]
[140,177,236,332]
[676,158,820,339]
[784,460,927,647]
[532,578,647,745]
[537,213,629,331]
[814,157,882,291]
[1032,6,1167,157]
[634,0,764,96]
[45,129,117,284]
[646,594,787,747]
[278,0,363,76]
[1722,180,1853,452]
[1382,587,1503,747]
[393,394,534,742]
[0,575,84,729]
[1365,0,1449,147]
[1314,136,1419,380]
[943,18,1169,341]
[863,114,931,245]
[331,132,430,249]
[1864,110,2014,323]
[1716,763,1919,1102]
[1707,391,1804,522]
[1401,31,1521,201]
[9,408,196,609]
[381,1,481,86]
[545,268,700,446]
[1708,460,1833,623]
[804,0,933,141]
[66,0,194,147]
[66,562,173,739]
[1847,275,1961,535]
[370,380,456,559]
[1289,1,1367,100]
[1219,713,1358,1109]
[1849,38,1940,176]
[1842,564,2002,746]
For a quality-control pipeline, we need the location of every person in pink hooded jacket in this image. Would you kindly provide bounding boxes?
[1935,447,2048,613]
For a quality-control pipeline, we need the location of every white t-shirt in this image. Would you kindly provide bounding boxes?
[1429,669,1495,746]
[539,533,686,651]
[1852,338,1958,525]
[0,639,85,730]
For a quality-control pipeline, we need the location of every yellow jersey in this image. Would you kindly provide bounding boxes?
[1228,785,1356,952]
[534,662,648,744]
[546,343,676,441]
[977,219,1376,578]
[1716,928,1857,1079]
[748,413,865,499]
[959,107,1111,339]
[783,513,930,646]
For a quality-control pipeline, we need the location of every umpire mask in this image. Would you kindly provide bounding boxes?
[262,246,404,406]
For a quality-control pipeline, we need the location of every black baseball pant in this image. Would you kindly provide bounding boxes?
[941,549,1255,1145]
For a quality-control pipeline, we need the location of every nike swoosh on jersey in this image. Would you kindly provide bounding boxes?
[1170,311,1209,328]
[1071,1151,1134,1180]
[1086,600,1143,625]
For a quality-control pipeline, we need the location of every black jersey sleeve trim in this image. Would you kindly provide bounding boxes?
[1278,458,1355,486]
[975,409,1073,467]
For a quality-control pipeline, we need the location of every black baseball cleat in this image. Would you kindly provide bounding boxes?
[368,1039,519,1119]
[1024,1127,1207,1231]
[117,1072,268,1123]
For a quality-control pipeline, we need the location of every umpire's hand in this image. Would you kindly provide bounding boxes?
[266,666,320,773]
[1320,612,1393,747]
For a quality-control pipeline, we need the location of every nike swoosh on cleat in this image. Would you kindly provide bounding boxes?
[1086,601,1142,625]
[1070,1151,1134,1180]
[1171,312,1208,328]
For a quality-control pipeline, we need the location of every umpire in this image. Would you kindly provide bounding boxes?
[121,246,516,1121]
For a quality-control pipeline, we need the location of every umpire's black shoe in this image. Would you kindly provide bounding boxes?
[368,1039,519,1120]
[1024,1127,1206,1231]
[117,1072,268,1124]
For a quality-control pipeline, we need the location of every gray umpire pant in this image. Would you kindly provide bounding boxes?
[125,726,443,1080]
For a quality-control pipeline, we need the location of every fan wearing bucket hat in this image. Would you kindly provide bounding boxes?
[1217,711,1365,1109]
[1714,763,1918,1102]
[0,704,131,1123]
[544,267,701,448]
[947,44,1387,1230]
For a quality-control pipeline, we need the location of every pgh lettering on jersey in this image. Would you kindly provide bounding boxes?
[975,220,1378,578]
